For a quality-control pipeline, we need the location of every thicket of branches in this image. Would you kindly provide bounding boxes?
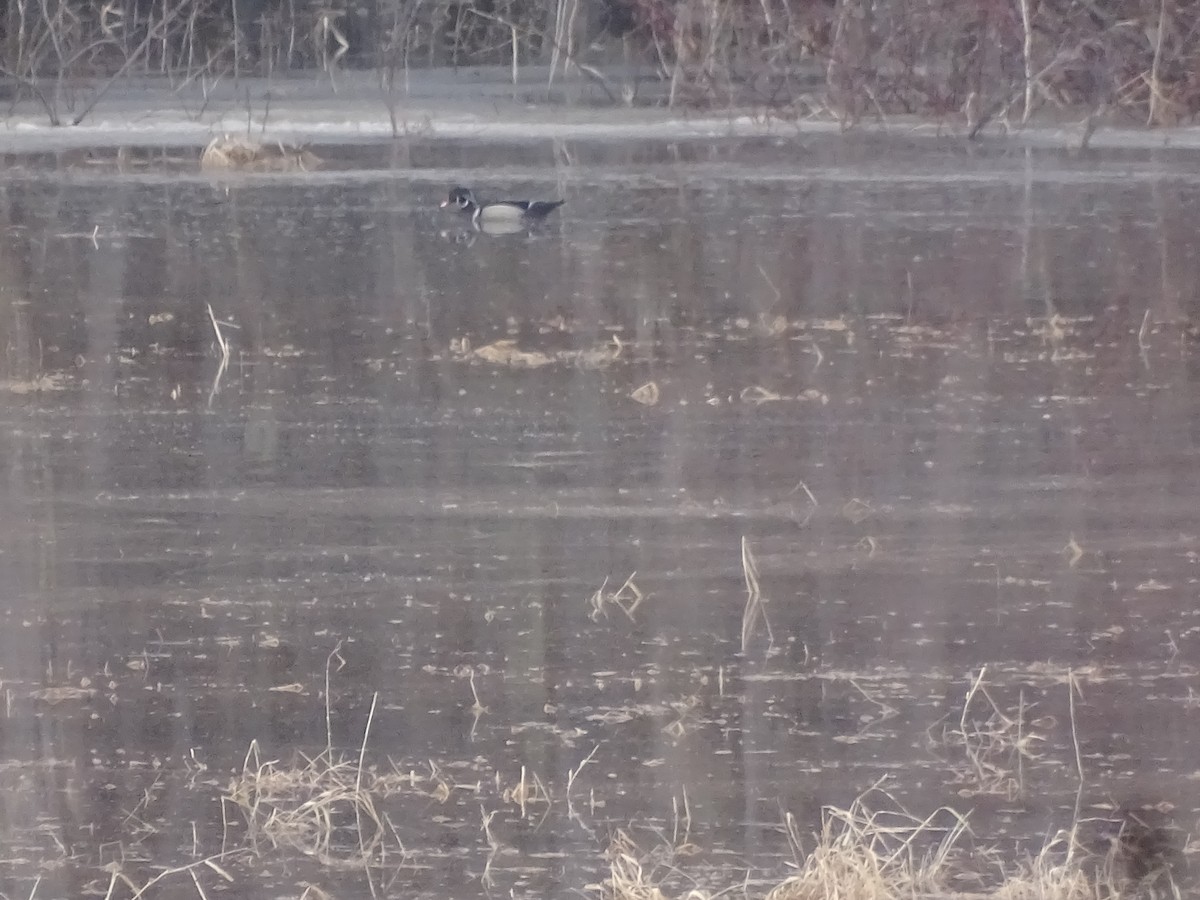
[1,0,1198,124]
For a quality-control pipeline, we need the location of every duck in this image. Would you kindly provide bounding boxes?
[440,186,565,229]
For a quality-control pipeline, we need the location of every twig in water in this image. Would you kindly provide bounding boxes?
[566,744,599,817]
[468,669,488,716]
[757,262,782,304]
[480,806,500,889]
[740,536,773,653]
[849,678,898,722]
[355,691,379,857]
[1066,668,1086,868]
[671,786,692,848]
[589,572,644,621]
[119,850,247,899]
[1067,668,1084,785]
[206,304,230,361]
[788,479,819,526]
[960,666,988,733]
[188,867,209,900]
[206,304,233,406]
[324,640,346,757]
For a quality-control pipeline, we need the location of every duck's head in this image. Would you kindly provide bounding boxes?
[440,187,477,213]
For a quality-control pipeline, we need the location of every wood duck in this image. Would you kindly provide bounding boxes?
[440,187,565,229]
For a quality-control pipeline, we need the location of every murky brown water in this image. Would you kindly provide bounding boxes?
[2,135,1199,899]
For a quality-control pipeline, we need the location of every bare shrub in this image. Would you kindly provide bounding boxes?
[2,1,1199,124]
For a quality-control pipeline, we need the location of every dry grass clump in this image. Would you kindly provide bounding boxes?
[936,667,1045,801]
[227,740,395,867]
[603,791,972,900]
[766,789,970,900]
[200,136,321,173]
[992,836,1110,900]
[604,828,706,900]
[604,795,1142,900]
[606,838,671,900]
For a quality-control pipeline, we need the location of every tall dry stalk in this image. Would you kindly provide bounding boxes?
[1147,0,1168,125]
[1019,0,1034,122]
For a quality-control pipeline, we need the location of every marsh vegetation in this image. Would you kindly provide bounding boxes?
[3,1,1200,126]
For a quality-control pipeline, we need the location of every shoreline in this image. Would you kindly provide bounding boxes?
[0,69,1199,153]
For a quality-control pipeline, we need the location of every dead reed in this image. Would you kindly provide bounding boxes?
[935,666,1045,801]
[606,788,1128,900]
[767,785,971,900]
[199,136,321,173]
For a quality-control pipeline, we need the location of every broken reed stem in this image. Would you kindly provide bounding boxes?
[1148,0,1167,125]
[511,24,519,84]
[519,765,528,818]
[116,851,244,900]
[1067,669,1083,784]
[671,786,692,848]
[960,665,987,733]
[791,479,819,509]
[206,303,229,360]
[1017,688,1025,793]
[1019,0,1033,123]
[739,537,775,652]
[356,691,379,857]
[566,742,599,819]
[740,536,764,653]
[1066,668,1086,868]
[324,640,344,758]
[188,867,209,900]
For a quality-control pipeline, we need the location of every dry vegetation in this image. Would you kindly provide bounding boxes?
[2,1,1200,126]
[199,135,321,172]
[200,656,1183,900]
[30,626,1177,898]
[602,792,1142,900]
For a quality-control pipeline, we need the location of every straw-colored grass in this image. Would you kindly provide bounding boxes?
[200,136,322,173]
[210,654,1177,900]
[991,833,1110,900]
[604,788,1142,900]
[767,787,970,900]
[935,667,1045,801]
[225,739,399,868]
[604,828,706,900]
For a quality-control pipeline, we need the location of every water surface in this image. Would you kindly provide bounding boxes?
[1,135,1198,899]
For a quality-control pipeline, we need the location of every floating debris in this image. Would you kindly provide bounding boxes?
[458,338,621,369]
[630,382,660,405]
[0,373,69,393]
